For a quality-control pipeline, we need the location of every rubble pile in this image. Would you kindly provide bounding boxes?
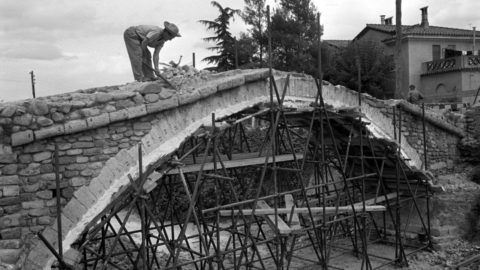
[160,65,214,90]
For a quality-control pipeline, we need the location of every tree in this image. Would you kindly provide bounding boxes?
[332,41,395,99]
[241,0,267,67]
[269,0,320,74]
[199,1,240,71]
[236,33,260,68]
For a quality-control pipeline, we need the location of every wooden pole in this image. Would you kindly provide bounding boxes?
[192,52,196,68]
[30,71,36,98]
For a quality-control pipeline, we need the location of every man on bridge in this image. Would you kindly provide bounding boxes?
[124,22,181,82]
[406,84,424,104]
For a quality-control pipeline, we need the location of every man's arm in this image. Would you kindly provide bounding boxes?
[153,43,164,72]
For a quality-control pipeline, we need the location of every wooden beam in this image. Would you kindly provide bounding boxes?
[219,205,386,216]
[284,194,301,230]
[255,200,293,235]
[167,153,303,175]
[352,192,402,208]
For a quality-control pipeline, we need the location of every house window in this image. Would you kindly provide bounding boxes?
[432,45,441,60]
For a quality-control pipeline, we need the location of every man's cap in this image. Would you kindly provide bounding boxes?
[164,21,181,37]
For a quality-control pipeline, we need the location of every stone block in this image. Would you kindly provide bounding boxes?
[0,248,22,264]
[35,125,65,140]
[109,109,129,123]
[0,105,16,117]
[0,175,20,185]
[69,177,86,187]
[0,197,20,206]
[0,214,25,229]
[95,92,114,103]
[29,100,49,115]
[2,164,18,175]
[126,105,147,119]
[88,177,106,197]
[33,151,52,162]
[144,93,159,103]
[197,85,217,98]
[37,116,54,127]
[64,119,88,134]
[62,197,87,223]
[2,185,19,197]
[36,190,53,200]
[28,208,50,217]
[158,89,177,100]
[137,81,163,94]
[22,200,45,209]
[18,163,40,176]
[0,239,21,249]
[74,186,97,208]
[63,248,82,266]
[178,90,202,105]
[217,75,245,91]
[96,166,116,187]
[38,216,51,225]
[26,243,51,267]
[115,149,136,169]
[13,114,33,126]
[244,69,269,82]
[86,113,110,129]
[145,96,179,113]
[0,227,21,239]
[11,130,34,146]
[40,226,59,247]
[133,122,152,130]
[104,158,125,179]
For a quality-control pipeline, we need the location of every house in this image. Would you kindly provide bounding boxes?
[354,7,480,103]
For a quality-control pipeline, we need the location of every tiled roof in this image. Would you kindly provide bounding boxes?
[366,24,480,37]
[324,40,350,48]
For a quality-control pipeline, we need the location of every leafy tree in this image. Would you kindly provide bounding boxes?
[199,1,240,71]
[241,0,267,66]
[332,40,395,99]
[236,33,260,68]
[269,0,320,75]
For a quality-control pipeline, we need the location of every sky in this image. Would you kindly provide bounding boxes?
[1,0,479,102]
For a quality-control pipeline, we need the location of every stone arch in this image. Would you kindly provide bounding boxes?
[0,69,462,269]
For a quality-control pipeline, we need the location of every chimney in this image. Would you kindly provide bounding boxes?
[420,6,429,27]
[380,15,386,25]
[385,17,393,25]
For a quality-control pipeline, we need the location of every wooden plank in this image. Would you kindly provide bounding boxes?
[219,205,386,216]
[352,192,402,208]
[256,200,292,235]
[167,153,303,175]
[284,194,301,230]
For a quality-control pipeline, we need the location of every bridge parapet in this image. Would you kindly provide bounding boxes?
[0,69,467,269]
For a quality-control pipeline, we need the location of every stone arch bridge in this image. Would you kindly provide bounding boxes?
[0,69,464,269]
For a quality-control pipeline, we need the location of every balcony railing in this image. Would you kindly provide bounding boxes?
[422,55,480,74]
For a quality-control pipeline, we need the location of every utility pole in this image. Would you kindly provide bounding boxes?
[192,52,196,68]
[395,0,403,99]
[29,71,36,98]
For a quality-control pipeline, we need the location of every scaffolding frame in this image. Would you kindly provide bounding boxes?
[39,9,434,270]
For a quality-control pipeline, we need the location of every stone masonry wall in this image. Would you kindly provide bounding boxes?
[0,69,466,269]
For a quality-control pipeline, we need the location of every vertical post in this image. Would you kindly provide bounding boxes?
[473,27,477,55]
[395,0,402,98]
[192,52,196,68]
[421,103,428,170]
[54,143,63,267]
[267,5,272,80]
[317,13,322,80]
[234,37,239,69]
[30,71,36,98]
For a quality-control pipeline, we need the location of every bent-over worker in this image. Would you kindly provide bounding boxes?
[124,22,181,82]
